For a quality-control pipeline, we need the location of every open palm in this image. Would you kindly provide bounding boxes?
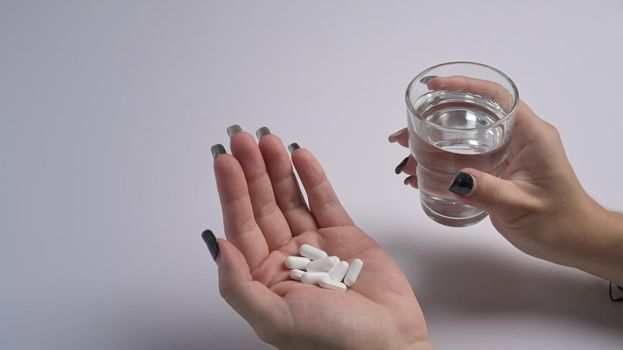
[210,128,430,350]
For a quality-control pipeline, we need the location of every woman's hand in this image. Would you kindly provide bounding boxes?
[391,76,623,285]
[205,126,432,350]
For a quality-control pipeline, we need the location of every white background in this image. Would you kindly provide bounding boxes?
[2,1,622,349]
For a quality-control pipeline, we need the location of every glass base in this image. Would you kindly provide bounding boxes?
[420,193,488,227]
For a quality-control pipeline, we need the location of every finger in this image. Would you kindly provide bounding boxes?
[257,128,318,235]
[388,127,409,148]
[448,169,541,220]
[289,144,354,227]
[213,148,269,270]
[395,155,417,176]
[404,175,418,188]
[229,126,292,250]
[427,75,515,111]
[426,76,547,159]
[426,76,543,132]
[217,238,290,344]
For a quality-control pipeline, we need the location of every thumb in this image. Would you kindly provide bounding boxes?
[448,169,536,219]
[202,232,289,344]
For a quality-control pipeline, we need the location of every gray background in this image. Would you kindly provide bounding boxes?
[2,1,622,349]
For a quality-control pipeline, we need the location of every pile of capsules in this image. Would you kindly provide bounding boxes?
[285,244,363,292]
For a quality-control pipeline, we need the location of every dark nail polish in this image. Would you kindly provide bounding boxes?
[211,144,226,159]
[395,156,409,174]
[419,75,438,84]
[288,142,300,153]
[256,126,271,139]
[201,229,219,260]
[227,124,242,137]
[404,175,414,185]
[448,171,474,196]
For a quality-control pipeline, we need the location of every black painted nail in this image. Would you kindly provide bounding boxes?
[404,175,415,185]
[395,156,409,174]
[211,144,226,159]
[227,124,242,137]
[448,171,474,196]
[201,229,219,261]
[256,126,271,139]
[288,142,300,153]
[419,75,438,84]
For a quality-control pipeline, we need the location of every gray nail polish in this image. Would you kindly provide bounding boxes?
[211,144,226,159]
[201,229,219,261]
[256,126,271,139]
[404,175,415,185]
[288,142,300,153]
[227,124,242,137]
[419,76,438,84]
[395,156,409,174]
[448,171,474,196]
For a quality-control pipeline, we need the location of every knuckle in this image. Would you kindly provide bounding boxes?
[544,122,561,139]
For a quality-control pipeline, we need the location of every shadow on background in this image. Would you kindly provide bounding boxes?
[107,227,622,350]
[380,228,623,335]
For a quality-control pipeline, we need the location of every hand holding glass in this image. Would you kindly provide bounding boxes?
[406,62,519,227]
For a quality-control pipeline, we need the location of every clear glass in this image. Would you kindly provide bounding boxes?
[405,62,519,227]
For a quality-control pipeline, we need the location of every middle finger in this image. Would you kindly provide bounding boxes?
[228,125,293,250]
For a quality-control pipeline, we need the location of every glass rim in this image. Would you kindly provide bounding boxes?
[405,61,520,131]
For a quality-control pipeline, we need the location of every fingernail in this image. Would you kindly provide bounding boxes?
[419,75,437,84]
[256,126,271,139]
[449,171,474,196]
[388,128,406,143]
[211,144,226,159]
[201,229,219,261]
[227,124,242,138]
[404,175,415,185]
[395,156,409,174]
[288,142,300,153]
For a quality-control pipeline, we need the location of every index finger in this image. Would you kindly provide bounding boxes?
[427,75,515,112]
[427,76,548,159]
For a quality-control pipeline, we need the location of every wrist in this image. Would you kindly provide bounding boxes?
[572,205,623,285]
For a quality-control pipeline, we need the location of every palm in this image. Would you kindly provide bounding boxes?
[213,129,427,349]
[489,105,578,257]
[259,227,424,349]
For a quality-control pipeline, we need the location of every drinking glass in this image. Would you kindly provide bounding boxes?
[405,62,519,227]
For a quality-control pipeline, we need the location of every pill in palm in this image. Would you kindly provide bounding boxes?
[344,258,363,286]
[305,256,337,272]
[289,269,305,281]
[299,244,327,260]
[319,276,347,292]
[328,261,349,282]
[285,256,311,269]
[301,271,329,285]
[286,244,363,291]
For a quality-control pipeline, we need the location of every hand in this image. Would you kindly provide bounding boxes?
[205,126,432,350]
[390,76,623,285]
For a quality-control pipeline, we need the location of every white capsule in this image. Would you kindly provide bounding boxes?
[284,256,311,269]
[328,261,349,282]
[289,269,305,281]
[329,256,340,265]
[305,256,337,272]
[344,258,363,286]
[299,244,327,260]
[300,272,329,285]
[319,276,347,292]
